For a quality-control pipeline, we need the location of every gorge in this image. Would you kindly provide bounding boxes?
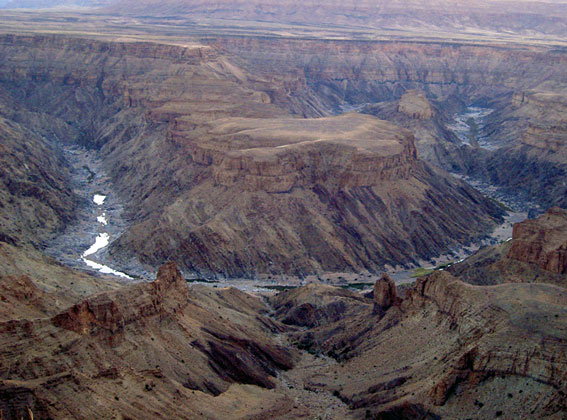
[0,4,567,419]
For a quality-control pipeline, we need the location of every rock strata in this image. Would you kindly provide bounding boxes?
[508,207,567,274]
[271,271,567,418]
[0,33,505,278]
[0,262,296,419]
[397,90,434,120]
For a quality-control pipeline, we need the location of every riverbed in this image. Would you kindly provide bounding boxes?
[46,106,530,292]
[44,146,134,280]
[447,106,496,149]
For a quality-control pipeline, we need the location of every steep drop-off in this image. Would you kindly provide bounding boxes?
[271,272,567,419]
[450,207,567,286]
[214,37,567,210]
[0,34,505,278]
[0,262,299,419]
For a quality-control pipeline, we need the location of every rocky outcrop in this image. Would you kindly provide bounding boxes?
[215,37,567,211]
[373,274,400,315]
[508,207,567,274]
[397,90,434,120]
[269,283,372,328]
[274,272,567,419]
[170,113,419,193]
[0,262,296,419]
[0,33,506,278]
[0,116,77,249]
[447,209,567,287]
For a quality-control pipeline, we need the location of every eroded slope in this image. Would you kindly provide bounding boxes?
[0,34,504,278]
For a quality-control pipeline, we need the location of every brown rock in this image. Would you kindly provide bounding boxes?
[508,207,567,274]
[0,262,296,419]
[0,33,509,279]
[373,273,400,314]
[397,90,434,120]
[281,271,567,418]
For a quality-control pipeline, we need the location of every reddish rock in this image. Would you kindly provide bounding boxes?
[508,207,567,274]
[373,274,401,315]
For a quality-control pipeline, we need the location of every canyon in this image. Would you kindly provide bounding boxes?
[0,32,516,279]
[0,4,567,419]
[0,210,566,419]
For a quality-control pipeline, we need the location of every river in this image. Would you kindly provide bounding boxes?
[46,105,530,290]
[44,146,133,280]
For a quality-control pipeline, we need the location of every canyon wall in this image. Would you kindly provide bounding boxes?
[0,33,506,277]
[211,37,567,210]
[269,271,567,418]
[508,207,567,274]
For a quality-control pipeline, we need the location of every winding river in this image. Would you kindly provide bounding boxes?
[47,104,530,289]
[44,146,134,280]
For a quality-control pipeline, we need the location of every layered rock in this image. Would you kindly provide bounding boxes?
[508,207,567,274]
[448,208,567,287]
[0,115,77,248]
[0,33,507,278]
[272,271,567,418]
[170,113,418,193]
[215,37,567,209]
[397,90,434,120]
[0,262,296,419]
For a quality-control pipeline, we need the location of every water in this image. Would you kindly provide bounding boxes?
[81,194,132,279]
[447,106,496,149]
[386,105,532,285]
[44,146,134,280]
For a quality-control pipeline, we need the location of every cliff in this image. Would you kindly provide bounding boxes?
[271,271,567,418]
[508,207,567,274]
[170,113,418,193]
[0,262,296,419]
[0,33,505,278]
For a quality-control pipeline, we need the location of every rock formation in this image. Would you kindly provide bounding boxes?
[449,207,567,287]
[269,283,372,328]
[372,273,400,315]
[0,262,297,419]
[272,271,567,419]
[508,207,567,274]
[0,115,76,248]
[0,8,567,420]
[215,37,567,209]
[0,33,506,278]
[397,90,434,120]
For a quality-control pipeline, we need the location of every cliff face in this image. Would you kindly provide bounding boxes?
[213,38,567,104]
[0,115,77,248]
[271,271,567,419]
[170,113,418,193]
[447,208,567,288]
[397,90,434,120]
[215,37,567,210]
[0,262,296,419]
[0,33,505,278]
[508,207,567,274]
